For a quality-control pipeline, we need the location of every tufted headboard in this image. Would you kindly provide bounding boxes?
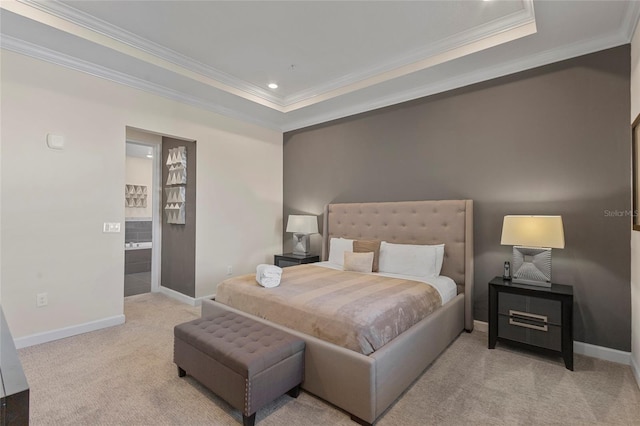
[322,200,474,330]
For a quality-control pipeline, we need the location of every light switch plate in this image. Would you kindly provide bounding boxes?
[103,222,121,233]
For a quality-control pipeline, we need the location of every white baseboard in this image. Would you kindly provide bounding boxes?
[573,341,631,365]
[14,290,216,349]
[14,314,125,349]
[474,320,488,333]
[157,286,214,307]
[473,320,633,366]
[630,354,640,389]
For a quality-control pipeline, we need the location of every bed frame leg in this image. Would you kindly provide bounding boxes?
[350,414,373,426]
[177,366,186,377]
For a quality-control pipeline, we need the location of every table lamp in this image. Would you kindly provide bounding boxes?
[500,215,565,287]
[286,215,318,255]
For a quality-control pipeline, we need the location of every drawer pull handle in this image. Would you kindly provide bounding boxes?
[509,309,548,332]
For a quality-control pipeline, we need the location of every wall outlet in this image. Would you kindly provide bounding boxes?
[36,292,48,307]
[226,265,233,276]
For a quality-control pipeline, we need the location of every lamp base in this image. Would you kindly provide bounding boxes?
[292,233,310,255]
[512,246,552,288]
[511,277,552,288]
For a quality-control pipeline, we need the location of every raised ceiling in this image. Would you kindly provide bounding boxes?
[1,1,638,131]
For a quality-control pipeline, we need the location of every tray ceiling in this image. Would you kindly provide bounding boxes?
[1,0,638,131]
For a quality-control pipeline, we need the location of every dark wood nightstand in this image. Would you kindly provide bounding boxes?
[274,253,320,268]
[488,276,574,370]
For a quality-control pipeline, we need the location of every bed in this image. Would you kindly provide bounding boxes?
[202,200,474,425]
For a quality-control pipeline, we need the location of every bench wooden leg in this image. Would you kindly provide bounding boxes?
[177,366,186,377]
[242,413,256,426]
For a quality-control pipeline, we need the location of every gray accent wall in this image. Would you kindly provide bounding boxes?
[283,45,631,351]
[161,137,197,298]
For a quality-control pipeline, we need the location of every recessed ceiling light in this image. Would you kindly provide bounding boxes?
[268,83,278,89]
[146,154,153,158]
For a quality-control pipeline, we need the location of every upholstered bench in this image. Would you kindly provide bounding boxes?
[174,312,305,426]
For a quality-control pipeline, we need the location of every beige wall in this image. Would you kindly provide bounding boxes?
[631,22,640,385]
[0,49,283,340]
[125,155,153,219]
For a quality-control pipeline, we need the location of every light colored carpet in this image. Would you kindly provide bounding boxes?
[18,293,640,425]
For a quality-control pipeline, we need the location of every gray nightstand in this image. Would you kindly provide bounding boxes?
[488,276,574,370]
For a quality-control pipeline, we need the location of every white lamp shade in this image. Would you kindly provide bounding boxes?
[501,215,565,249]
[286,215,318,234]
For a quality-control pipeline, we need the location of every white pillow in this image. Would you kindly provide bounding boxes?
[328,237,354,267]
[434,244,445,276]
[379,242,444,278]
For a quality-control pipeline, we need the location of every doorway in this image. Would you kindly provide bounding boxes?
[124,129,162,296]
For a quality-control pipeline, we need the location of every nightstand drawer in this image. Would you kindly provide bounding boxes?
[498,292,561,325]
[498,314,562,351]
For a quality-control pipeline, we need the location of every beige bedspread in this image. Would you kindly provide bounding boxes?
[215,264,442,355]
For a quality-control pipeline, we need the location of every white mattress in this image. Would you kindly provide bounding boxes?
[315,261,458,304]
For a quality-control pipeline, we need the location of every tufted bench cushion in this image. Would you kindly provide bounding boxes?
[174,312,305,426]
[175,314,303,378]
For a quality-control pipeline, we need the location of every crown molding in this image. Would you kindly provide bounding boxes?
[281,20,537,113]
[3,0,285,111]
[283,29,628,132]
[16,0,537,112]
[3,1,634,133]
[282,0,536,107]
[621,0,640,42]
[3,18,629,136]
[20,0,284,106]
[0,35,283,131]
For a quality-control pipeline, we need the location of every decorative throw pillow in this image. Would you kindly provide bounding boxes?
[353,239,381,272]
[344,251,374,273]
[328,237,354,267]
